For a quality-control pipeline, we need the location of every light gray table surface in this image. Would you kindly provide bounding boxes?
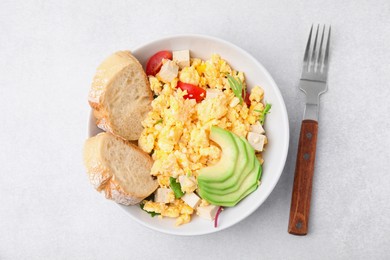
[1,0,389,259]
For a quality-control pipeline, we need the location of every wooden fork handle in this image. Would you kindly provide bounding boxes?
[288,120,318,235]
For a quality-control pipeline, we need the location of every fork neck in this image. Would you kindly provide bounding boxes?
[303,103,319,121]
[299,80,327,122]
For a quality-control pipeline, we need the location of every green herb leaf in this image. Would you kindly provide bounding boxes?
[155,119,163,124]
[258,103,272,125]
[139,195,160,218]
[227,75,244,104]
[140,203,160,217]
[169,177,184,198]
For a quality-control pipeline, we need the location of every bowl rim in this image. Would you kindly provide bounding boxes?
[91,33,290,235]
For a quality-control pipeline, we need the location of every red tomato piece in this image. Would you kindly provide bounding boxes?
[177,81,206,103]
[244,90,251,106]
[146,50,172,76]
[241,88,251,106]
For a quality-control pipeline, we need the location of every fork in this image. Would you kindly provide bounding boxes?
[288,25,331,235]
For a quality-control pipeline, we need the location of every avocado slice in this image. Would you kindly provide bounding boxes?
[198,134,248,189]
[199,136,256,194]
[198,160,261,207]
[197,127,263,207]
[234,161,262,202]
[197,126,238,183]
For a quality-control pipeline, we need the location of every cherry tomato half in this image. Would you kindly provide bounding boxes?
[177,81,206,103]
[145,50,172,76]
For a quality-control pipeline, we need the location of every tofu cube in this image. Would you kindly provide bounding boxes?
[181,192,201,209]
[250,121,265,134]
[178,175,197,193]
[205,89,222,99]
[247,132,266,152]
[154,188,175,203]
[196,204,219,220]
[229,97,240,107]
[173,50,190,69]
[157,60,179,83]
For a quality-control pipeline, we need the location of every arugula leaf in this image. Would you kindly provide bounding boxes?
[227,75,244,104]
[140,203,160,217]
[255,103,272,125]
[139,193,160,217]
[169,177,184,198]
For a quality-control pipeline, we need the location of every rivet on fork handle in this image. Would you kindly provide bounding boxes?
[288,120,318,235]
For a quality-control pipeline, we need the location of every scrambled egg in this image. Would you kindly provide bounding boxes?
[138,54,267,225]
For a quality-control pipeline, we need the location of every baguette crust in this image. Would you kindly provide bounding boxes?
[89,51,153,140]
[83,133,158,205]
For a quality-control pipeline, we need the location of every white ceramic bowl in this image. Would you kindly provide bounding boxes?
[88,34,289,235]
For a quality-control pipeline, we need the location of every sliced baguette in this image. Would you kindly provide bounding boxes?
[83,132,158,205]
[89,51,152,140]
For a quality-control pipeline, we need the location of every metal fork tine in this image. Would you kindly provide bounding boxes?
[317,25,325,72]
[310,24,319,72]
[303,25,313,72]
[323,26,331,75]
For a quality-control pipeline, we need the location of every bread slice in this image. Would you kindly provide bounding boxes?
[83,132,158,205]
[89,51,152,140]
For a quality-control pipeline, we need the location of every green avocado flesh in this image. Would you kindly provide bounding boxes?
[197,126,238,183]
[197,126,262,207]
[199,161,261,207]
[199,136,255,194]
